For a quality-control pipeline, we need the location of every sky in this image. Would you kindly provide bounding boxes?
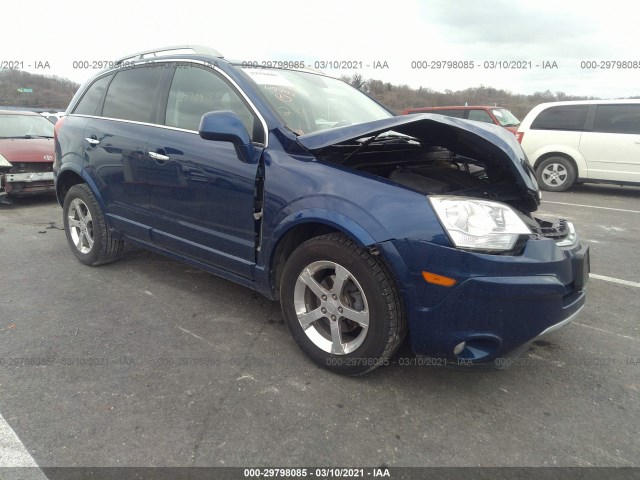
[3,0,640,98]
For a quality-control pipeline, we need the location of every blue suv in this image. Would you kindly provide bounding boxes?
[54,46,589,375]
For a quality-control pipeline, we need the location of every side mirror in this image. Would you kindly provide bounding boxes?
[199,111,252,146]
[198,111,257,163]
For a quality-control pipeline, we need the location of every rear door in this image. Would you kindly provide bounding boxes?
[145,63,265,278]
[81,66,172,240]
[579,104,640,182]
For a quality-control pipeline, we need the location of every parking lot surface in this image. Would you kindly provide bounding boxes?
[0,185,639,469]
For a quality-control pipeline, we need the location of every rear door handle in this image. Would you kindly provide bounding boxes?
[149,151,170,162]
[84,137,100,145]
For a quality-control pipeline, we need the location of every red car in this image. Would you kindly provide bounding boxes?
[0,110,56,202]
[401,105,521,134]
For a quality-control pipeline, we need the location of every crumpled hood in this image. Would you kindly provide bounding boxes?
[0,138,55,163]
[297,114,540,211]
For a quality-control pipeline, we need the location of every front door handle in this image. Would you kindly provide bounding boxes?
[149,151,170,162]
[84,137,100,145]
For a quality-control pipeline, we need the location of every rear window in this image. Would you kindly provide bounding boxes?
[429,109,466,119]
[593,104,640,134]
[102,68,164,123]
[531,105,588,131]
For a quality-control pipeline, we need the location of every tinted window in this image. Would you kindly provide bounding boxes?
[593,104,640,134]
[102,68,163,123]
[166,65,261,142]
[431,109,465,118]
[531,105,588,131]
[73,74,112,116]
[468,109,494,123]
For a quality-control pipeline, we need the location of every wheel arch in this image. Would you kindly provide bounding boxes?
[55,169,85,206]
[265,212,380,299]
[55,166,108,212]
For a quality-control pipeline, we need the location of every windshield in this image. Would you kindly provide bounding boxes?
[491,108,520,127]
[0,114,55,138]
[241,68,392,135]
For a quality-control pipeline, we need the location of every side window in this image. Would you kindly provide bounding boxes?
[531,105,588,131]
[434,109,465,118]
[73,74,113,116]
[593,105,640,134]
[165,65,262,143]
[467,109,494,123]
[102,67,164,123]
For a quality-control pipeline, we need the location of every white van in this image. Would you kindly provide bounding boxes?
[516,100,640,191]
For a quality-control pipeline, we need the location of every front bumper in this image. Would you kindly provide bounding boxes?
[1,171,55,196]
[380,235,588,363]
[5,171,55,183]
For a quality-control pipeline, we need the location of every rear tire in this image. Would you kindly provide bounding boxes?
[535,156,576,192]
[63,184,124,266]
[280,233,406,375]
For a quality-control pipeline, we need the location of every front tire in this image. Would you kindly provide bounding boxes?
[280,233,406,375]
[62,184,124,266]
[535,156,576,192]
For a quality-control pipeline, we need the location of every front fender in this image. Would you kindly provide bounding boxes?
[269,207,377,252]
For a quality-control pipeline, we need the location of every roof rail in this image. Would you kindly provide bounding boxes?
[114,45,224,65]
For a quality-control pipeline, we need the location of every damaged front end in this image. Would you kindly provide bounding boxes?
[296,114,577,253]
[297,114,588,364]
[0,152,55,203]
[297,113,541,215]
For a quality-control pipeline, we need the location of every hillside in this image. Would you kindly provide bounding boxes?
[0,69,79,110]
[342,74,601,119]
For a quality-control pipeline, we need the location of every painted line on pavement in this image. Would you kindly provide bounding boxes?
[0,411,48,479]
[573,323,640,343]
[542,201,640,214]
[590,273,640,288]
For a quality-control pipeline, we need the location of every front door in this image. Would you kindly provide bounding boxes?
[146,64,265,278]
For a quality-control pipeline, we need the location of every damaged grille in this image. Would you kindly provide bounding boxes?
[533,217,575,245]
[9,162,53,174]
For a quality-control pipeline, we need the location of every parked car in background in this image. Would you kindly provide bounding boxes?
[54,45,588,375]
[0,110,55,201]
[401,105,521,134]
[517,100,640,191]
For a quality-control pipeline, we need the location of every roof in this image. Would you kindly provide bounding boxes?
[533,99,640,107]
[405,106,503,110]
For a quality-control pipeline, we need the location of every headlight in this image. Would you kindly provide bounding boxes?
[0,153,13,168]
[429,196,531,251]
